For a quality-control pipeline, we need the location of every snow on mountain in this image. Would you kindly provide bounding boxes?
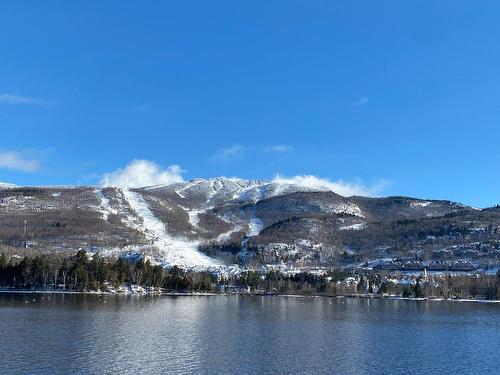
[140,178,367,244]
[0,182,17,189]
[0,178,480,270]
[122,189,221,268]
[247,217,264,236]
[179,206,204,228]
[339,223,366,231]
[145,177,335,208]
[217,224,243,242]
[95,188,117,220]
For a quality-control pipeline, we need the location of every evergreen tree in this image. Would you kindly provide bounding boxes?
[414,278,425,298]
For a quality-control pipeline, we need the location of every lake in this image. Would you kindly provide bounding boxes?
[0,294,499,374]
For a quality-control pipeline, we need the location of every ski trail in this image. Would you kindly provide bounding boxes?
[181,207,203,228]
[246,207,263,236]
[122,189,221,268]
[175,180,203,199]
[95,188,117,220]
[247,216,263,236]
[217,224,242,242]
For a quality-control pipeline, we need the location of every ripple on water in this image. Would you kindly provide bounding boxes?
[0,295,499,374]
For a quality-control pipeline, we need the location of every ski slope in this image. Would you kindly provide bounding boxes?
[122,189,221,268]
[95,189,118,220]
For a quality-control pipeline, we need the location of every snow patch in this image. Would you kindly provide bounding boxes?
[339,223,366,231]
[411,201,432,208]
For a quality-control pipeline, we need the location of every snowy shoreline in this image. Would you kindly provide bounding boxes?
[1,289,499,303]
[0,289,216,296]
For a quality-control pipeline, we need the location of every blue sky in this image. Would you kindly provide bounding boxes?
[0,1,499,207]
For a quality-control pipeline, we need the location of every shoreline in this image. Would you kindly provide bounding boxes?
[1,289,499,303]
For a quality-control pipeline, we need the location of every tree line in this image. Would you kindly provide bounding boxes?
[1,250,499,299]
[0,250,215,292]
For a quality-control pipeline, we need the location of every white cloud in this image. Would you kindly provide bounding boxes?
[211,144,244,162]
[0,151,40,172]
[273,174,388,197]
[353,96,369,106]
[0,93,55,107]
[100,160,184,188]
[264,144,293,153]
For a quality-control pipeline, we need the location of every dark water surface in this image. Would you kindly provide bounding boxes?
[0,294,499,374]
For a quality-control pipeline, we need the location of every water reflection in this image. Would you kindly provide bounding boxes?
[0,294,499,374]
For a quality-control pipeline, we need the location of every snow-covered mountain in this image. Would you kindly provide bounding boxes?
[0,178,497,270]
[144,177,326,208]
[0,182,17,189]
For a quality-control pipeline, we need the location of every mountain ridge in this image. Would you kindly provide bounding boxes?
[0,177,497,271]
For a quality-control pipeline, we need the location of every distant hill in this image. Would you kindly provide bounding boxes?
[0,182,17,188]
[0,178,498,269]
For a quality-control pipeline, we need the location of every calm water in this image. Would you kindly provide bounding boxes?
[0,294,499,374]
